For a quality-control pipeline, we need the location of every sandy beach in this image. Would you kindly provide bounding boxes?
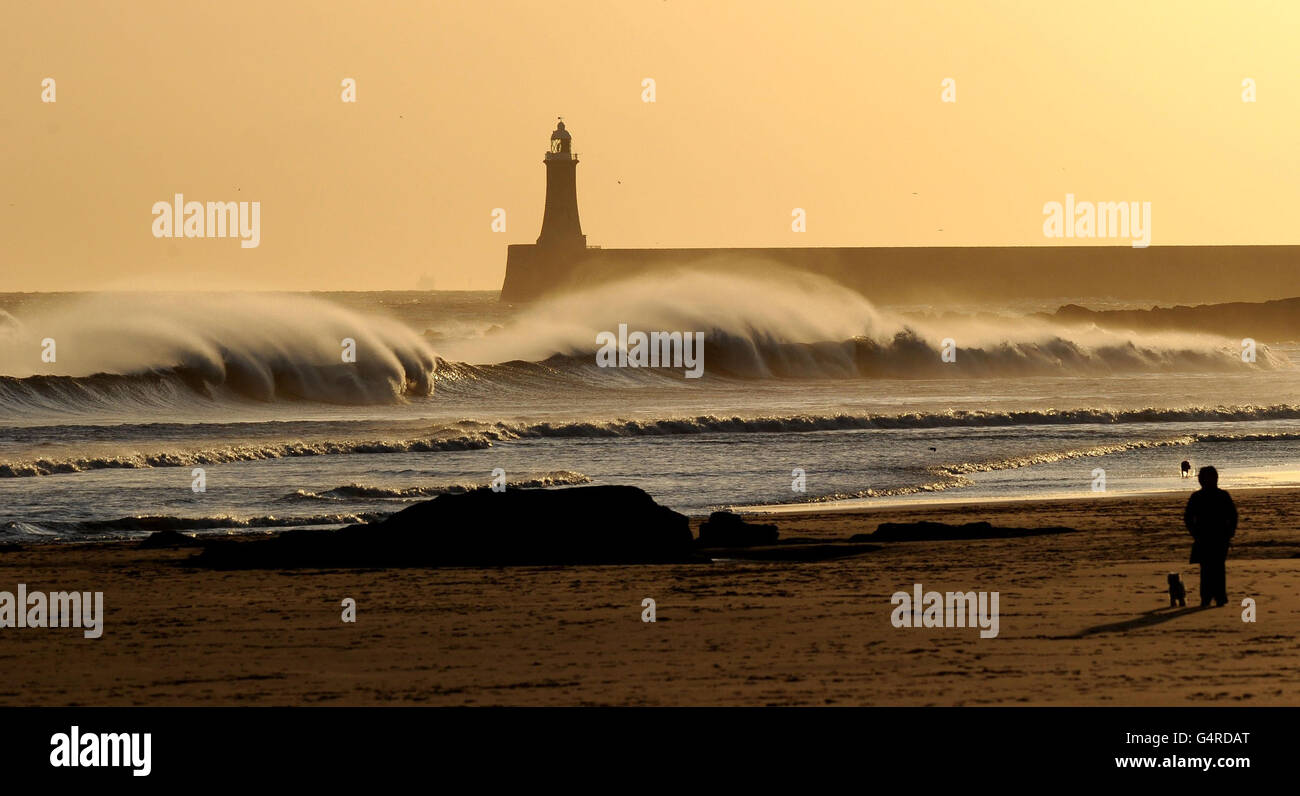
[2,486,1297,707]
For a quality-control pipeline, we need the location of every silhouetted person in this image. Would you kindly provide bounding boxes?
[1180,460,1191,478]
[1184,466,1236,607]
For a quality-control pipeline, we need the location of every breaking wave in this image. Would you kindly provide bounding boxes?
[437,268,1289,383]
[0,293,437,411]
[744,436,1207,506]
[0,435,491,477]
[0,512,388,540]
[478,406,1300,436]
[742,430,1300,507]
[3,406,1297,477]
[284,470,591,501]
[1,273,1290,418]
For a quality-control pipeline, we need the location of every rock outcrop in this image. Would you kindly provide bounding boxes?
[192,485,694,569]
[696,511,779,548]
[139,530,205,549]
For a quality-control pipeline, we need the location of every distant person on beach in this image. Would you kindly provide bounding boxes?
[1183,466,1237,607]
[1180,460,1192,478]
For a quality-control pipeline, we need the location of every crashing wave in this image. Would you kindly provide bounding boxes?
[285,470,591,501]
[0,512,388,539]
[3,407,1297,477]
[0,292,437,411]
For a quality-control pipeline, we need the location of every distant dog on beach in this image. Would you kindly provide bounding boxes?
[1167,572,1187,607]
[1181,460,1192,478]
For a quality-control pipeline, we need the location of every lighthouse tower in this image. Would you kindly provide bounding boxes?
[499,119,593,302]
[536,119,586,249]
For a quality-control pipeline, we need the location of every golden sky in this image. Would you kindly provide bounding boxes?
[2,0,1298,291]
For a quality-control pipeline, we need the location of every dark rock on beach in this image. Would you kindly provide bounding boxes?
[139,530,206,549]
[697,511,779,548]
[852,520,1080,542]
[191,485,694,569]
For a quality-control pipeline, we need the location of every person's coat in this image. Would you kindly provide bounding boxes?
[1185,487,1237,564]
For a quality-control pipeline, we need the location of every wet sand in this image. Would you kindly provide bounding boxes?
[1,488,1298,706]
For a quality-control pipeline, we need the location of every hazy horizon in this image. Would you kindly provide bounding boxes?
[5,0,1300,292]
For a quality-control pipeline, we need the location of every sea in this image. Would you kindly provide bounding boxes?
[2,268,1298,543]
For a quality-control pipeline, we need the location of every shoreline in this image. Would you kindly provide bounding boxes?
[6,482,1296,549]
[734,483,1267,518]
[2,486,1298,705]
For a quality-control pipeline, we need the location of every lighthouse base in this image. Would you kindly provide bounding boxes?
[500,244,587,303]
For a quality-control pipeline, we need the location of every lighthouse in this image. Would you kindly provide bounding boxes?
[536,119,586,249]
[499,119,591,301]
[501,122,1300,304]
